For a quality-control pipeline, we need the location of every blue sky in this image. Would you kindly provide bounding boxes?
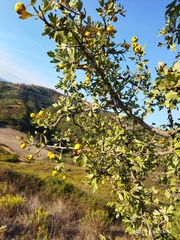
[0,0,179,125]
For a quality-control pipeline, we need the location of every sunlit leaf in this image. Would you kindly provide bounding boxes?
[19,12,34,19]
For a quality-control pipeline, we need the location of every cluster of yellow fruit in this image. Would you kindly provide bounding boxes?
[51,170,67,179]
[30,110,45,119]
[48,151,56,160]
[84,25,116,39]
[158,138,165,144]
[131,36,142,54]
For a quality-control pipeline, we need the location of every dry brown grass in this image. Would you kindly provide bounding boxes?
[0,162,130,240]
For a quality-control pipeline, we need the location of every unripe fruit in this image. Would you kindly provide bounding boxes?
[131,36,138,43]
[15,2,26,15]
[112,16,118,22]
[123,43,130,49]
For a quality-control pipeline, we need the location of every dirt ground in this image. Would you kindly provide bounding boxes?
[0,124,49,162]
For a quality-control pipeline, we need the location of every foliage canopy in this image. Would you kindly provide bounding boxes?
[15,0,180,239]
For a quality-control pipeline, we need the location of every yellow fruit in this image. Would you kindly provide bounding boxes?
[52,170,58,176]
[132,42,138,48]
[28,154,33,160]
[43,130,47,134]
[158,138,165,144]
[48,152,55,160]
[38,110,44,117]
[74,143,81,150]
[85,74,91,85]
[107,26,117,35]
[30,112,35,118]
[84,31,91,38]
[98,28,104,34]
[132,36,138,43]
[134,45,141,53]
[15,2,26,15]
[20,142,26,149]
[48,152,52,157]
[58,63,65,69]
[87,152,92,158]
[62,175,67,180]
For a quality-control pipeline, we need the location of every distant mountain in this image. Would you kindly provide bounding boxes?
[0,80,62,131]
[0,77,8,82]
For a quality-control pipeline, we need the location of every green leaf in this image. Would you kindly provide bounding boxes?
[165,90,178,100]
[165,189,171,199]
[175,142,180,149]
[99,0,104,7]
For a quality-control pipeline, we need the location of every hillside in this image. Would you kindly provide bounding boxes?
[0,80,62,131]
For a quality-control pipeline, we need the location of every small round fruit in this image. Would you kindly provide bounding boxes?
[74,143,81,150]
[28,154,33,160]
[87,152,92,158]
[112,16,118,22]
[62,175,67,180]
[72,151,77,156]
[123,43,130,49]
[132,42,138,48]
[84,31,91,38]
[52,170,58,176]
[49,153,55,160]
[38,110,44,117]
[30,112,35,118]
[134,45,141,53]
[107,26,116,34]
[15,2,26,15]
[20,142,26,149]
[131,36,138,43]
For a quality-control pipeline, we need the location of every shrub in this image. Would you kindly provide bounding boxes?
[0,194,26,218]
[26,207,50,240]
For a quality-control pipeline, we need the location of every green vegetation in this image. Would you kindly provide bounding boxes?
[13,0,180,239]
[0,160,129,239]
[0,81,61,131]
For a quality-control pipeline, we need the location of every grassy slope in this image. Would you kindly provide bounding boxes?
[0,81,61,131]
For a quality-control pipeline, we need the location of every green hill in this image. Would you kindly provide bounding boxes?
[0,80,62,131]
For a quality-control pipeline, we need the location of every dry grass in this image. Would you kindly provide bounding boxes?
[0,161,129,240]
